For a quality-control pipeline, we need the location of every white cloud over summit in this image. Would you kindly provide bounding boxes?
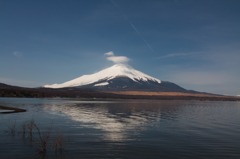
[104,51,129,64]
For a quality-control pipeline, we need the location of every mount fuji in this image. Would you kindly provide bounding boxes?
[44,64,186,92]
[1,64,239,100]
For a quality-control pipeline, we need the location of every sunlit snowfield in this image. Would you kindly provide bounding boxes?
[0,98,240,159]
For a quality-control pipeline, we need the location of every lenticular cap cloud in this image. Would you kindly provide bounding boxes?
[104,51,114,56]
[104,51,129,64]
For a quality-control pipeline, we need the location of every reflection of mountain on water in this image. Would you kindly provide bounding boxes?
[45,100,183,141]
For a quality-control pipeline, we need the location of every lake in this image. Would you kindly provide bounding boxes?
[0,98,240,159]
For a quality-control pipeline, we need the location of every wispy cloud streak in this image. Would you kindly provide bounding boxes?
[13,51,23,57]
[110,0,155,53]
[157,52,200,59]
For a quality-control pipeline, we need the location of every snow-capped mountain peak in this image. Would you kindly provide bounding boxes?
[44,64,161,88]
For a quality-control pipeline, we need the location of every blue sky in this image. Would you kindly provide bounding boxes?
[0,0,240,95]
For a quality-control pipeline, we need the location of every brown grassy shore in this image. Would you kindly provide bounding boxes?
[108,91,240,101]
[0,105,26,114]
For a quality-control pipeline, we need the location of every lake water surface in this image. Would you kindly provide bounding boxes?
[0,98,240,159]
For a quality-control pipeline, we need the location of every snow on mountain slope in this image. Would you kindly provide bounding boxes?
[44,64,161,88]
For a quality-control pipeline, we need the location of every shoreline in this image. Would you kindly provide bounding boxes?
[0,95,240,101]
[0,105,26,114]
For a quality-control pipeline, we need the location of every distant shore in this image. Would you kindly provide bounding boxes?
[0,83,240,101]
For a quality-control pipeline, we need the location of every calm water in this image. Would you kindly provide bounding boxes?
[0,98,240,159]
